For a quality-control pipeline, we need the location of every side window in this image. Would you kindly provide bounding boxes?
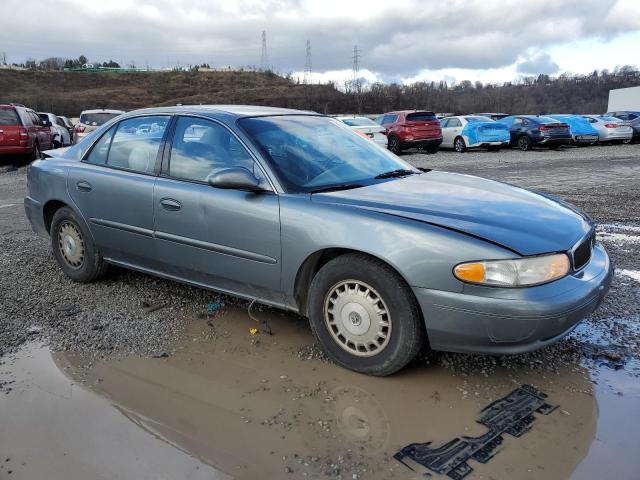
[440,118,450,128]
[30,112,42,126]
[450,118,461,128]
[106,116,169,173]
[169,117,258,182]
[17,109,32,126]
[513,118,523,126]
[85,126,116,165]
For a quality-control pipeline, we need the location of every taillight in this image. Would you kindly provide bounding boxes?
[604,123,618,128]
[539,125,551,131]
[18,127,28,145]
[75,124,86,133]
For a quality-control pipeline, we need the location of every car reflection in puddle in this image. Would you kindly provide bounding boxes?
[2,305,636,479]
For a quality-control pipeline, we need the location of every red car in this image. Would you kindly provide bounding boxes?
[375,110,443,154]
[0,104,53,161]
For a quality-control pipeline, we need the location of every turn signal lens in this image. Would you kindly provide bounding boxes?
[454,253,570,287]
[453,263,485,283]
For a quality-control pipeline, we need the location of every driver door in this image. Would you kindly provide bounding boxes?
[153,116,283,303]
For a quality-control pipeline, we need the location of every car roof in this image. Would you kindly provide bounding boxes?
[80,109,126,114]
[114,105,318,120]
[385,110,435,115]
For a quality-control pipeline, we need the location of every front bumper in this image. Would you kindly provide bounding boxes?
[24,196,48,237]
[413,242,613,354]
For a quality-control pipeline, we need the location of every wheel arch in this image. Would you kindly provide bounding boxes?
[293,247,420,319]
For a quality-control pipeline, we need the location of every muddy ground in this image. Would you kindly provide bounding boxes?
[0,144,639,480]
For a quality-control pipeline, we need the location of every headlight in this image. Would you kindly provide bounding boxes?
[454,253,570,287]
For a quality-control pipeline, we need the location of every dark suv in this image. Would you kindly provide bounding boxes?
[606,111,640,142]
[0,104,53,161]
[498,115,571,151]
[376,110,442,154]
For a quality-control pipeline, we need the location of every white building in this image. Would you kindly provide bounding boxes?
[608,86,640,111]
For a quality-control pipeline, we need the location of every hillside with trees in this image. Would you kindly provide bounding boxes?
[1,64,638,116]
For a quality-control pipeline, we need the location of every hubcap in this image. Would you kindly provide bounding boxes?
[324,280,391,357]
[519,138,528,150]
[455,139,464,151]
[58,221,85,269]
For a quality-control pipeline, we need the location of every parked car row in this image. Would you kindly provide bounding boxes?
[340,110,638,154]
[0,104,125,162]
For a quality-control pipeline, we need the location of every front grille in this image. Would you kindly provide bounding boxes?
[572,231,595,270]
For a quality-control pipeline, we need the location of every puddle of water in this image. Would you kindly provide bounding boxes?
[1,306,638,479]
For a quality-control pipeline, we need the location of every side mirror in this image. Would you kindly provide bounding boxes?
[207,167,266,192]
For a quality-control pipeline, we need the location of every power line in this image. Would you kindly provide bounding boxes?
[352,45,363,113]
[260,30,269,72]
[303,39,312,84]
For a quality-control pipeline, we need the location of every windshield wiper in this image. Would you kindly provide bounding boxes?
[374,169,419,179]
[309,183,364,194]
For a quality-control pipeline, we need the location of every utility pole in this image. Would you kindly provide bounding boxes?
[303,40,312,85]
[1,52,6,66]
[260,31,269,72]
[352,45,362,113]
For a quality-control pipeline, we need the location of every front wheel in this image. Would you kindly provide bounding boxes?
[50,206,108,282]
[308,254,425,376]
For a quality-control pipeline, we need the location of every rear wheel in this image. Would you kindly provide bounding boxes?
[517,135,532,151]
[387,135,401,155]
[454,137,467,153]
[29,143,41,162]
[50,207,108,282]
[425,145,439,154]
[308,254,425,376]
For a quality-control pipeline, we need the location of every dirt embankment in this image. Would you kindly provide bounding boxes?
[0,69,346,117]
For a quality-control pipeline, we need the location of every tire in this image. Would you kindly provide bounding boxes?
[387,135,401,155]
[50,206,108,282]
[453,136,467,153]
[29,143,41,162]
[517,135,532,151]
[487,145,501,152]
[425,145,439,154]
[622,138,631,145]
[308,253,425,376]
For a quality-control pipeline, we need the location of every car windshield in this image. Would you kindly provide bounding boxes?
[465,116,492,123]
[0,108,19,125]
[80,112,121,126]
[239,115,417,193]
[340,117,378,127]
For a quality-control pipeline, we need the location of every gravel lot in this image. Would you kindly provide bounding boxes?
[1,144,638,366]
[0,144,639,479]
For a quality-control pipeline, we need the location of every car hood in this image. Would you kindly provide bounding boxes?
[312,171,592,256]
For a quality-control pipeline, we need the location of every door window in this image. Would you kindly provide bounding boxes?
[105,116,170,174]
[440,118,450,128]
[168,117,258,182]
[513,118,523,126]
[448,118,461,128]
[85,126,116,165]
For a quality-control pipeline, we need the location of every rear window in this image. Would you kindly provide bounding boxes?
[406,112,436,122]
[465,116,493,123]
[80,112,121,126]
[0,108,19,126]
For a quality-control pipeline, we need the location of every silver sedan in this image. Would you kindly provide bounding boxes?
[25,106,613,375]
[583,115,633,143]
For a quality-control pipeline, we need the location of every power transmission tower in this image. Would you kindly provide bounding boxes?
[303,40,312,84]
[352,45,363,113]
[260,31,269,72]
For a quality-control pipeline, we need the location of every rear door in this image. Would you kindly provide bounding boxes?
[444,117,462,146]
[29,110,52,149]
[0,107,21,147]
[67,115,170,269]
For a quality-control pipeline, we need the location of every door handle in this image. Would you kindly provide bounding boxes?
[160,198,182,211]
[76,181,92,192]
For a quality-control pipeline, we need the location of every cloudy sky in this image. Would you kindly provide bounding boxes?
[1,0,639,85]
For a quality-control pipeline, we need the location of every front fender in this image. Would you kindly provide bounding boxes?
[279,195,516,308]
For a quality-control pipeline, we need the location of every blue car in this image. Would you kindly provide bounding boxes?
[548,115,599,146]
[25,106,613,375]
[498,115,572,151]
[440,115,511,152]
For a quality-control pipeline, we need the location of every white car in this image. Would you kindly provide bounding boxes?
[582,115,633,143]
[38,112,71,147]
[74,108,125,144]
[440,115,510,152]
[336,116,388,148]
